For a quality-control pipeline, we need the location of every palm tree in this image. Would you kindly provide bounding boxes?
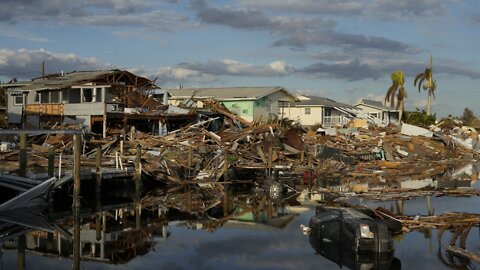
[385,70,407,123]
[414,54,436,116]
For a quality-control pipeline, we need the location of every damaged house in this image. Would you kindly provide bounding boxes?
[168,86,298,123]
[3,70,190,136]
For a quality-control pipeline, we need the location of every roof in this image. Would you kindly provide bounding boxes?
[5,70,156,91]
[0,81,30,88]
[168,86,297,101]
[289,96,354,109]
[356,99,392,111]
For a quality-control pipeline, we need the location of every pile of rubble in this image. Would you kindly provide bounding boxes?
[0,100,478,191]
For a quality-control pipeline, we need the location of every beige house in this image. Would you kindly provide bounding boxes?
[280,95,354,127]
[168,86,297,122]
[354,99,399,125]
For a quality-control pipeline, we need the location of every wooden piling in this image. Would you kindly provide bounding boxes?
[135,199,141,230]
[17,234,26,269]
[73,134,81,270]
[96,146,102,188]
[120,138,124,157]
[19,133,27,177]
[95,146,102,242]
[135,144,142,182]
[48,147,55,177]
[96,212,102,242]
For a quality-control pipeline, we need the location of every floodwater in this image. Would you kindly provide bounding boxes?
[0,164,479,270]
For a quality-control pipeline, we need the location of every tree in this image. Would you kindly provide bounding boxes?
[414,54,436,116]
[385,70,407,123]
[404,109,436,126]
[462,107,476,125]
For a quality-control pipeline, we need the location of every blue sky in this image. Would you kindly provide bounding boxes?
[0,0,479,117]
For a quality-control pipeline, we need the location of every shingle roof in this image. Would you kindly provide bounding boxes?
[289,96,354,109]
[168,86,297,101]
[357,99,392,111]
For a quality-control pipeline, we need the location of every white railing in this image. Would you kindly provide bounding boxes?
[323,115,347,127]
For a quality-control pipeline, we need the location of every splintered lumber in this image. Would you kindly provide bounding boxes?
[203,98,252,127]
[445,245,480,262]
[399,212,480,231]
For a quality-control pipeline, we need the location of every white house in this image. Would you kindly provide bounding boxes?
[354,99,399,125]
[280,95,355,127]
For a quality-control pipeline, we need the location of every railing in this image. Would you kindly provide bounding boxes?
[23,103,64,115]
[323,115,347,127]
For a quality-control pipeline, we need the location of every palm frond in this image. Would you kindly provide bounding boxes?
[414,72,425,88]
[385,84,397,105]
[417,77,427,92]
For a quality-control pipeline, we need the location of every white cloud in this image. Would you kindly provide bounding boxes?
[147,59,295,86]
[0,0,192,33]
[0,48,112,79]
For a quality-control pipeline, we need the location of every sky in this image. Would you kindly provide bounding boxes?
[0,0,479,118]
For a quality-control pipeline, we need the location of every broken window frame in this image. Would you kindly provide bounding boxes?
[82,88,93,103]
[94,87,103,102]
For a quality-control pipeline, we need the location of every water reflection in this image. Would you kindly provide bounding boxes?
[0,162,479,269]
[0,184,301,268]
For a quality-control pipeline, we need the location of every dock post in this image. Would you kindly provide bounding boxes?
[120,139,124,157]
[135,144,142,230]
[48,147,55,177]
[73,134,81,270]
[134,187,142,230]
[102,115,107,139]
[96,146,102,241]
[17,234,26,269]
[19,133,27,177]
[96,146,102,190]
[135,144,142,183]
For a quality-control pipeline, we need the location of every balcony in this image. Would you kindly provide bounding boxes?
[23,103,64,116]
[323,115,348,127]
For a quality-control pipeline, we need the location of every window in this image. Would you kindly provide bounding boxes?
[62,89,69,103]
[69,89,81,103]
[40,91,49,103]
[369,112,379,118]
[305,107,311,115]
[94,88,103,102]
[83,88,93,102]
[51,91,60,103]
[14,95,24,106]
[265,99,271,112]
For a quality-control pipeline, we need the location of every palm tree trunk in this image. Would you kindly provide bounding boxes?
[399,99,404,123]
[427,74,433,115]
[427,91,432,116]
